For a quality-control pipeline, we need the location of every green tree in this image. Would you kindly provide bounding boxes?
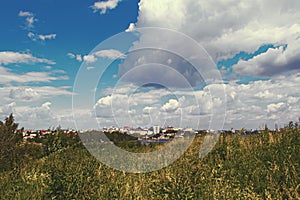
[42,127,80,155]
[288,121,294,129]
[0,113,22,143]
[0,113,23,171]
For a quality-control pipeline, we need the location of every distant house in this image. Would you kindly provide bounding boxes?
[129,127,148,135]
[41,130,52,136]
[22,130,38,140]
[103,127,120,133]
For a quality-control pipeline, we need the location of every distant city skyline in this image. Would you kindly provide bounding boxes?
[0,0,299,130]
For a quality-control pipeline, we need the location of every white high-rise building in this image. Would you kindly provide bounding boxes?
[153,125,160,134]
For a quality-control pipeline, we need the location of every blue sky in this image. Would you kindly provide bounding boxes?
[0,0,139,84]
[0,0,299,130]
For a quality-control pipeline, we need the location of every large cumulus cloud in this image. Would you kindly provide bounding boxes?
[123,0,300,78]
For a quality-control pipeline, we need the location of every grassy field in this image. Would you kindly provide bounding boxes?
[0,127,299,199]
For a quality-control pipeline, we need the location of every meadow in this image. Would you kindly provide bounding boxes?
[0,116,299,199]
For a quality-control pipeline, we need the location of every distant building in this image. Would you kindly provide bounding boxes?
[183,128,193,132]
[275,123,278,131]
[153,125,160,134]
[123,126,131,131]
[130,127,148,135]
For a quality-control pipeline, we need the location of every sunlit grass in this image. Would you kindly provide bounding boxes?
[0,128,299,199]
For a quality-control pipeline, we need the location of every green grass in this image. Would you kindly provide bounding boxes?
[1,129,299,199]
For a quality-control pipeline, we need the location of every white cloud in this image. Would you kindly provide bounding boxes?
[254,90,283,99]
[267,102,287,113]
[95,95,112,107]
[0,85,76,129]
[18,10,36,29]
[91,0,121,14]
[25,71,297,130]
[26,17,35,28]
[0,102,16,117]
[0,51,55,65]
[107,0,300,129]
[42,102,51,109]
[94,49,126,59]
[67,53,76,59]
[125,23,135,32]
[161,99,179,112]
[27,32,36,40]
[287,96,298,104]
[18,11,33,17]
[83,49,125,63]
[0,67,68,84]
[128,0,300,78]
[222,74,300,128]
[69,49,125,63]
[38,34,56,41]
[28,32,56,42]
[93,86,170,126]
[9,88,39,101]
[143,106,153,114]
[233,41,300,77]
[0,101,61,129]
[6,86,72,102]
[15,102,59,129]
[76,54,82,62]
[19,11,56,43]
[83,55,97,64]
[94,94,132,121]
[67,53,83,62]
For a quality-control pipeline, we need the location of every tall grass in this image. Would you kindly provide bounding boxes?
[0,128,299,199]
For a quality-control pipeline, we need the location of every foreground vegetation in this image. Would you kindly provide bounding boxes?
[0,115,299,199]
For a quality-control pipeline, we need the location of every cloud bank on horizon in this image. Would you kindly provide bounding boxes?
[0,0,299,130]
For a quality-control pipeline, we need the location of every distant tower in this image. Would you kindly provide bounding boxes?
[275,123,278,131]
[264,124,268,130]
[260,123,265,130]
[153,125,160,134]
